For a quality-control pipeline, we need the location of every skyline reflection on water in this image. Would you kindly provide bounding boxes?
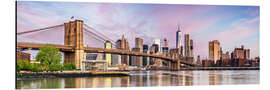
[16,70,259,89]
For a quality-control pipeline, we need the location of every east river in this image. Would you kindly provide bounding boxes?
[16,70,259,89]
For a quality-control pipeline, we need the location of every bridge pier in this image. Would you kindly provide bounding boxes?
[168,60,181,71]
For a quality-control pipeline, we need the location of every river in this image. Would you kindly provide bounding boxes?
[16,70,259,89]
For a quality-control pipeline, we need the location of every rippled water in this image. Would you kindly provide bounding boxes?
[16,70,259,89]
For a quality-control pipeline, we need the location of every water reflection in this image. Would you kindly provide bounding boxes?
[16,70,259,89]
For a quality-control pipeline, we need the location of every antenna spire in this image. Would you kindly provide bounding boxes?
[177,22,181,32]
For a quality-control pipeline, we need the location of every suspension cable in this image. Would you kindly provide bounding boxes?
[17,24,64,35]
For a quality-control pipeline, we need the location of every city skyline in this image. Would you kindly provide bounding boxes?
[17,1,260,59]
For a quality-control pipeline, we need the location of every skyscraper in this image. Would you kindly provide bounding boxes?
[112,40,122,66]
[120,34,129,65]
[143,44,149,66]
[190,39,194,58]
[153,39,161,52]
[176,25,182,49]
[209,40,221,64]
[162,38,169,56]
[121,34,126,50]
[135,37,143,66]
[135,37,143,51]
[184,34,190,57]
[164,38,168,47]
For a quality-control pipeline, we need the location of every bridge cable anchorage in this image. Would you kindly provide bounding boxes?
[83,27,116,46]
[17,24,64,35]
[83,24,115,43]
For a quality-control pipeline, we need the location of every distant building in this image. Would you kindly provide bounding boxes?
[131,48,141,66]
[111,40,122,66]
[162,38,169,56]
[209,40,221,64]
[120,34,130,65]
[180,45,184,57]
[134,37,143,67]
[231,45,251,67]
[184,34,191,57]
[153,39,161,52]
[221,51,231,67]
[202,59,213,67]
[143,44,149,66]
[169,48,180,59]
[135,37,143,51]
[190,39,194,58]
[176,25,182,51]
[164,38,168,47]
[104,41,112,66]
[152,44,159,53]
[196,55,201,66]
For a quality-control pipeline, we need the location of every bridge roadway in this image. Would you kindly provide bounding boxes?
[17,42,197,66]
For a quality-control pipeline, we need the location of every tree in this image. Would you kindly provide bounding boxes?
[36,44,62,71]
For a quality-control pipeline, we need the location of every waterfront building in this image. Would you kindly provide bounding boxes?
[104,41,112,66]
[131,48,141,66]
[120,34,130,65]
[143,44,149,66]
[202,59,214,67]
[231,45,251,67]
[134,37,143,66]
[221,51,231,66]
[111,40,122,66]
[184,34,191,57]
[209,40,221,64]
[17,51,31,62]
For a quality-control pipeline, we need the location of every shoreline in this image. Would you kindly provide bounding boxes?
[16,71,130,78]
[16,67,259,78]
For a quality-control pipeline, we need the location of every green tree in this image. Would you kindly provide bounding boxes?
[36,44,62,71]
[63,63,76,70]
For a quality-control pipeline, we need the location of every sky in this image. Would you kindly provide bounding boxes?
[17,1,260,59]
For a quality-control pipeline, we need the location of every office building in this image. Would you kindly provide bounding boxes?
[209,40,221,64]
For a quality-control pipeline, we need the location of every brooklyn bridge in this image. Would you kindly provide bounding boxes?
[17,20,198,70]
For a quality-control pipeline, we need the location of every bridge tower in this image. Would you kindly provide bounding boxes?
[64,20,85,69]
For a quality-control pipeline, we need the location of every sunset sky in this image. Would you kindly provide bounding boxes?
[17,1,260,59]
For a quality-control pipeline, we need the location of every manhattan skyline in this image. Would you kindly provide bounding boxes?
[17,1,260,59]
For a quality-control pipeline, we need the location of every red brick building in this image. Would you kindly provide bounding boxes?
[17,51,30,61]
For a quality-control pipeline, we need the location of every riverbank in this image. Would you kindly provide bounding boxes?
[180,67,260,70]
[17,71,130,78]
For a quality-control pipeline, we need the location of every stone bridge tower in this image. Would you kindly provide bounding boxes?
[64,20,85,69]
